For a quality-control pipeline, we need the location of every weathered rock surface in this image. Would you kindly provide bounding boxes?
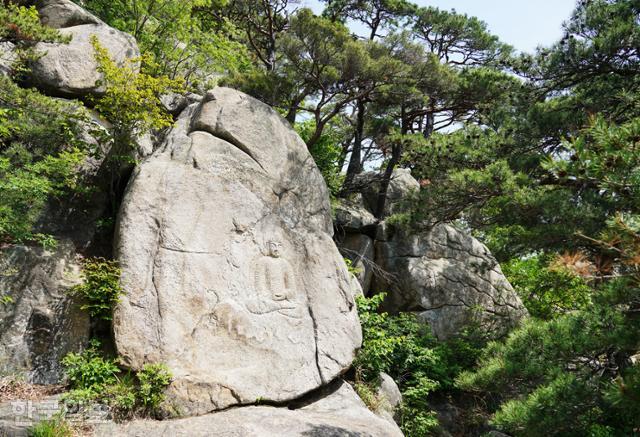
[376,372,402,425]
[30,21,139,97]
[95,380,402,437]
[374,223,527,339]
[0,241,89,384]
[339,233,375,293]
[37,0,102,29]
[355,168,420,217]
[334,194,377,232]
[113,88,362,417]
[0,42,16,77]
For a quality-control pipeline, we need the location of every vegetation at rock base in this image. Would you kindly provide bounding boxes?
[62,340,172,419]
[27,415,74,437]
[355,294,484,435]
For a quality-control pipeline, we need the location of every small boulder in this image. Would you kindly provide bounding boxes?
[30,23,139,97]
[355,168,420,218]
[376,372,403,425]
[37,0,102,29]
[0,42,16,77]
[334,194,378,232]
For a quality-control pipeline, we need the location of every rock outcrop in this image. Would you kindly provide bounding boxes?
[376,372,403,426]
[0,42,16,77]
[30,0,139,97]
[354,168,420,217]
[375,222,527,339]
[0,241,89,384]
[95,380,402,437]
[335,169,526,339]
[37,0,102,29]
[113,88,362,417]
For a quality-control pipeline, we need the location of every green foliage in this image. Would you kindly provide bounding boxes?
[0,77,88,244]
[0,3,69,74]
[343,257,361,277]
[0,294,14,305]
[0,4,65,44]
[62,340,172,419]
[79,0,251,87]
[61,339,119,391]
[458,253,640,435]
[502,254,592,319]
[136,364,172,412]
[27,415,73,437]
[295,120,344,197]
[69,258,122,320]
[355,294,484,435]
[91,37,183,147]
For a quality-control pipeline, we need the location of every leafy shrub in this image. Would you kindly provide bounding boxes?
[69,258,123,320]
[0,4,69,75]
[78,0,252,87]
[355,294,467,435]
[61,339,119,391]
[91,37,184,149]
[136,364,172,412]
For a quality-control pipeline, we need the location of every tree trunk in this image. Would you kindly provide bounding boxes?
[374,105,408,217]
[341,98,366,194]
[374,140,402,218]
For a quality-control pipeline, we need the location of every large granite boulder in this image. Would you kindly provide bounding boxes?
[30,1,139,97]
[374,223,527,339]
[113,88,362,417]
[0,240,89,384]
[95,380,402,437]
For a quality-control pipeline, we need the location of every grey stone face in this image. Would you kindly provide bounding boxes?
[376,372,403,425]
[354,168,420,217]
[37,0,102,29]
[339,233,375,294]
[94,380,402,437]
[374,223,527,339]
[113,88,362,417]
[334,194,378,232]
[0,241,89,384]
[0,42,16,77]
[30,23,139,97]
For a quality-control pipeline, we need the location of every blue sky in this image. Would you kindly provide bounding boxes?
[302,0,579,53]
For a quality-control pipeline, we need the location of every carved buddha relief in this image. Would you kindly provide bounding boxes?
[212,240,308,346]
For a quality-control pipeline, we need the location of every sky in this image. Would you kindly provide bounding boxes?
[302,0,579,53]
